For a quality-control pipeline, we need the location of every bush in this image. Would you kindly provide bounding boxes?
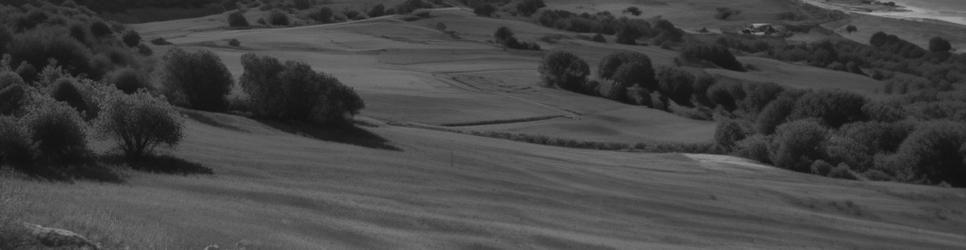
[839,121,911,153]
[714,119,745,152]
[8,28,93,78]
[735,135,770,164]
[106,68,148,94]
[0,71,25,90]
[96,90,184,159]
[823,136,873,172]
[228,38,241,47]
[151,37,172,45]
[810,159,833,176]
[396,0,431,14]
[928,36,951,53]
[655,66,694,106]
[474,4,496,17]
[0,116,33,166]
[714,7,741,20]
[598,52,655,89]
[740,82,783,115]
[755,93,796,134]
[310,7,334,23]
[615,25,642,45]
[22,98,89,163]
[790,90,867,127]
[239,54,364,124]
[706,81,743,111]
[15,62,37,84]
[681,44,745,71]
[50,78,88,114]
[890,121,966,186]
[122,30,141,47]
[624,6,642,16]
[137,44,153,56]
[344,10,363,20]
[268,10,289,26]
[158,48,234,111]
[538,51,590,91]
[369,4,386,17]
[769,119,827,172]
[90,21,113,38]
[227,11,250,27]
[293,0,313,10]
[516,0,545,16]
[0,85,27,116]
[592,33,606,43]
[862,101,904,122]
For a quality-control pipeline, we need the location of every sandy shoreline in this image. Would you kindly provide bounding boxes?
[800,0,966,27]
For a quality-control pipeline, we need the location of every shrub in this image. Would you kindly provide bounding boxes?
[769,119,827,172]
[839,121,911,153]
[691,74,715,107]
[0,85,27,116]
[592,33,606,43]
[624,7,642,16]
[228,38,241,47]
[823,136,873,172]
[137,44,153,56]
[122,30,141,47]
[862,101,904,122]
[369,4,386,17]
[615,25,642,45]
[96,90,184,159]
[106,68,148,94]
[227,11,250,27]
[293,0,313,10]
[598,52,654,86]
[474,4,496,17]
[268,10,289,26]
[158,48,234,111]
[714,7,741,20]
[516,0,545,16]
[928,37,951,53]
[494,26,514,45]
[8,28,93,78]
[740,82,783,115]
[0,116,34,166]
[90,21,113,38]
[681,44,745,71]
[810,159,833,176]
[607,63,653,102]
[828,163,857,180]
[396,0,431,14]
[706,81,743,111]
[310,7,334,23]
[714,119,745,152]
[240,54,364,124]
[890,121,966,186]
[655,66,694,106]
[755,94,795,134]
[344,10,363,20]
[151,37,172,45]
[11,60,34,81]
[50,78,88,114]
[0,71,25,90]
[790,90,867,127]
[22,98,89,163]
[538,51,589,91]
[735,135,770,164]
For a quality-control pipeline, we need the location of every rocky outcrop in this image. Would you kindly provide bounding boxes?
[22,222,100,250]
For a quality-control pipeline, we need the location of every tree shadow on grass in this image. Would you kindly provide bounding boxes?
[10,161,125,184]
[102,155,214,176]
[261,121,402,151]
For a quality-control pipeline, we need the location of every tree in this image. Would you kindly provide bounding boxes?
[597,52,655,89]
[538,51,589,91]
[23,98,89,163]
[655,66,695,106]
[368,4,386,17]
[680,44,744,71]
[0,116,33,166]
[516,0,545,16]
[227,11,250,27]
[715,119,745,152]
[494,26,514,45]
[929,36,952,53]
[269,10,290,26]
[615,25,641,45]
[623,7,642,16]
[158,48,234,112]
[122,30,141,47]
[845,25,857,33]
[106,68,148,94]
[769,119,828,172]
[890,122,966,186]
[474,4,496,17]
[755,94,796,134]
[293,0,313,10]
[50,78,88,114]
[240,54,364,124]
[97,90,184,160]
[714,7,741,20]
[310,7,335,23]
[789,90,867,127]
[90,21,113,38]
[592,33,606,43]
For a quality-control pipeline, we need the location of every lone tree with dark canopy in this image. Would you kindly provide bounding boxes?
[538,51,590,91]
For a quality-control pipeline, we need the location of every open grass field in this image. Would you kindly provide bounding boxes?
[3,110,965,249]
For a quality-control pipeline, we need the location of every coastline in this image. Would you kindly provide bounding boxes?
[800,0,966,27]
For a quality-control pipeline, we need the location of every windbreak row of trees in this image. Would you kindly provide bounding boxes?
[535,9,684,46]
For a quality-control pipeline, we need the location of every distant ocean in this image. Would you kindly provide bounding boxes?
[868,0,966,26]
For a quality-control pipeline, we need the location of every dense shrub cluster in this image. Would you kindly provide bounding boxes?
[396,0,433,14]
[536,10,683,46]
[268,10,290,26]
[516,0,545,17]
[227,11,249,27]
[239,54,364,124]
[493,27,540,50]
[158,48,234,112]
[537,51,589,91]
[680,44,745,71]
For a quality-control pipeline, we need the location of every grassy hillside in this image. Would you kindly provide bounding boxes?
[3,110,965,249]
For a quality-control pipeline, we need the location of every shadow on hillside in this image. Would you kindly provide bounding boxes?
[103,155,214,176]
[182,109,247,132]
[11,161,125,184]
[262,121,402,151]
